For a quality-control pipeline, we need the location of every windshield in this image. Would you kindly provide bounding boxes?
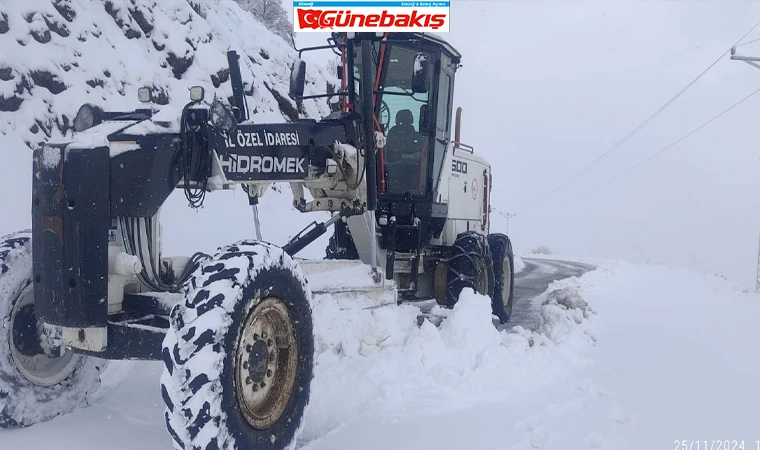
[349,40,434,197]
[377,45,433,196]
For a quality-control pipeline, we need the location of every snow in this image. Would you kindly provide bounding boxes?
[0,0,340,259]
[111,252,141,275]
[301,263,760,450]
[301,260,387,292]
[40,146,60,169]
[161,240,311,450]
[2,1,759,449]
[4,260,759,449]
[527,252,623,268]
[0,0,337,151]
[514,254,526,273]
[0,231,106,429]
[49,120,137,150]
[334,141,357,160]
[108,141,142,158]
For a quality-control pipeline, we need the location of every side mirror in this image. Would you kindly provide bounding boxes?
[412,53,430,94]
[73,103,104,132]
[289,58,306,99]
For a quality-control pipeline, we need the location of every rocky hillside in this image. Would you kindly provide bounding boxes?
[0,0,337,149]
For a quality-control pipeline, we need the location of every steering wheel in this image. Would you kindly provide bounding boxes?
[379,100,391,132]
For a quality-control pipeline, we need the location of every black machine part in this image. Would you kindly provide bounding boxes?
[283,214,342,256]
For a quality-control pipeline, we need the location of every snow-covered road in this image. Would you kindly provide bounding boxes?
[2,257,759,450]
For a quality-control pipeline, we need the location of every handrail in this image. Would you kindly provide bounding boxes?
[453,141,474,153]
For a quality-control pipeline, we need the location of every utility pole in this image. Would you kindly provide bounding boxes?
[730,47,760,70]
[499,211,517,235]
[730,47,760,292]
[756,231,760,293]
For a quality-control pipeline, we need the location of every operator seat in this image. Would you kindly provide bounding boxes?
[385,109,425,194]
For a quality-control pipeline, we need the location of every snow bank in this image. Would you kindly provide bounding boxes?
[302,279,598,445]
[5,260,758,450]
[513,254,526,273]
[300,262,760,450]
[532,277,595,345]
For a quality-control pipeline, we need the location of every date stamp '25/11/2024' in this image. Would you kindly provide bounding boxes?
[674,441,760,450]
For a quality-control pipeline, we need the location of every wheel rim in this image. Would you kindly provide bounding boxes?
[502,256,512,310]
[9,284,81,387]
[235,297,299,430]
[476,257,491,296]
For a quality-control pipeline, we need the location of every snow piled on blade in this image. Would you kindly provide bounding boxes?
[302,282,598,444]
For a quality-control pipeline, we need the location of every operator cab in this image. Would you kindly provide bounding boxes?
[288,32,465,257]
[340,33,462,253]
[343,33,461,202]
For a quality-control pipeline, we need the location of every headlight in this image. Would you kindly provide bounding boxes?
[189,86,205,102]
[209,101,237,132]
[137,87,152,103]
[73,104,104,132]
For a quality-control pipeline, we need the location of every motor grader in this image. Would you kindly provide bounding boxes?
[0,32,514,449]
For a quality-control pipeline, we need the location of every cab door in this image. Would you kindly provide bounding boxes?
[431,53,456,197]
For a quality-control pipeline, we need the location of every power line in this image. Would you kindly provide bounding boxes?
[736,36,760,48]
[536,21,760,202]
[580,85,760,195]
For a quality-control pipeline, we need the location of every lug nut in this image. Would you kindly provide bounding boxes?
[243,361,249,369]
[254,333,260,340]
[260,382,266,389]
[266,369,272,378]
[269,351,275,359]
[246,377,252,385]
[267,339,273,347]
[246,345,253,352]
[252,384,258,392]
[262,331,268,340]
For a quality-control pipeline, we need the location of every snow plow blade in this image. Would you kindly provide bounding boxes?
[298,260,398,309]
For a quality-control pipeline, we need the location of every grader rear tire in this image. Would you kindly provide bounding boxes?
[446,231,495,308]
[488,233,515,323]
[161,240,314,450]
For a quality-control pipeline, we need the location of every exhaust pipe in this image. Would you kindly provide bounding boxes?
[454,106,462,143]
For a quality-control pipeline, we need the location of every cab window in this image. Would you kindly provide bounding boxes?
[378,45,433,196]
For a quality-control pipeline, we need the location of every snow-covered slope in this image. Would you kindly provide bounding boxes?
[0,0,335,147]
[3,261,758,449]
[0,0,339,256]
